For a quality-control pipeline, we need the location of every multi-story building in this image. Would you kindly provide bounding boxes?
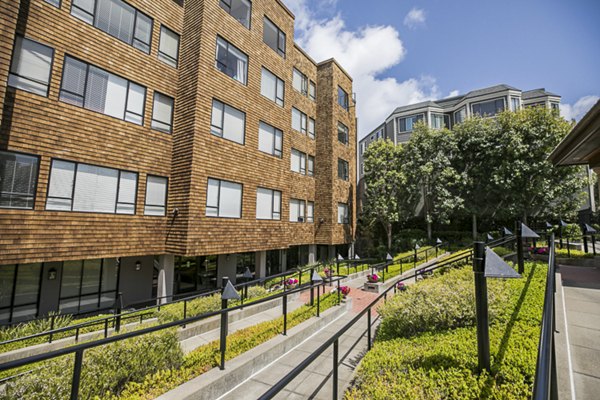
[0,0,356,324]
[358,84,560,178]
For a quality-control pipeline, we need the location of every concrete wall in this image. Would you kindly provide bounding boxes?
[119,256,155,307]
[38,261,63,316]
[217,254,238,286]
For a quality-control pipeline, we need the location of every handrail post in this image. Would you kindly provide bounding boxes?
[310,268,315,306]
[182,300,187,328]
[49,315,55,343]
[70,349,84,400]
[516,220,524,274]
[413,248,417,270]
[333,338,339,400]
[219,277,229,370]
[337,277,341,305]
[473,241,490,373]
[282,287,288,336]
[104,319,108,338]
[367,308,372,350]
[583,234,589,253]
[592,234,597,256]
[567,237,571,257]
[115,292,123,333]
[316,283,321,317]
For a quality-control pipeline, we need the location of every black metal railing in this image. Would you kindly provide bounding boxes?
[0,274,347,398]
[532,234,557,400]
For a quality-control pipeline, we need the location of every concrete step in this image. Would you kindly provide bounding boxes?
[157,298,353,400]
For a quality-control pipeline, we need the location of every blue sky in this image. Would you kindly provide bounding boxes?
[286,0,600,138]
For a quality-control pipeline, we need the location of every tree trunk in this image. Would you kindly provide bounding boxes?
[386,222,392,251]
[523,211,528,226]
[427,220,432,240]
[472,214,478,241]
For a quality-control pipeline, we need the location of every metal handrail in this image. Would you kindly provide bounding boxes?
[532,234,556,400]
[257,251,475,399]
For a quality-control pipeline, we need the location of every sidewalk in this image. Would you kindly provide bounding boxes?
[555,264,600,400]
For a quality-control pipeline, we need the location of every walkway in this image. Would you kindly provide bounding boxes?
[556,264,600,400]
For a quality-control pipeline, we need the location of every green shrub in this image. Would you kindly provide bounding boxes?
[377,267,511,340]
[1,329,183,400]
[555,248,594,259]
[493,246,514,257]
[347,262,546,399]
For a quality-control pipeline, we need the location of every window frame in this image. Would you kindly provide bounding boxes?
[151,91,175,134]
[471,98,505,117]
[258,121,283,158]
[44,0,61,7]
[289,198,305,223]
[292,68,308,95]
[158,25,180,68]
[205,178,243,219]
[59,55,147,125]
[308,80,316,101]
[260,67,285,106]
[256,187,281,221]
[337,86,349,111]
[291,149,307,175]
[337,122,349,144]
[8,36,55,98]
[337,158,349,181]
[307,155,315,177]
[70,0,154,54]
[306,201,314,223]
[45,158,139,215]
[263,16,286,57]
[210,98,246,145]
[308,118,315,140]
[144,175,168,216]
[337,203,349,224]
[0,149,41,210]
[215,35,248,85]
[397,114,424,133]
[292,107,307,134]
[219,0,252,29]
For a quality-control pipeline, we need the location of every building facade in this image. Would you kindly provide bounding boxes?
[358,84,561,178]
[0,0,356,324]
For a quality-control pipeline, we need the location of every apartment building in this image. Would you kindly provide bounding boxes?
[0,0,356,324]
[358,84,560,178]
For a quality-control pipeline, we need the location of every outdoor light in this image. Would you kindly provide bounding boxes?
[386,253,393,261]
[503,227,513,235]
[47,268,57,280]
[486,233,494,241]
[436,238,442,244]
[135,261,142,271]
[545,221,553,229]
[311,270,323,282]
[560,220,568,227]
[354,254,360,260]
[172,207,179,217]
[243,267,253,280]
[414,244,420,250]
[337,254,344,261]
[584,223,597,234]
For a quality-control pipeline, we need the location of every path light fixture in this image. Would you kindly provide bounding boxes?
[583,224,597,254]
[243,267,253,299]
[135,261,142,271]
[336,254,344,275]
[516,222,540,274]
[502,227,513,236]
[435,238,442,257]
[486,233,493,243]
[413,244,420,269]
[220,277,240,370]
[311,270,324,317]
[559,220,568,249]
[385,253,393,273]
[473,242,522,373]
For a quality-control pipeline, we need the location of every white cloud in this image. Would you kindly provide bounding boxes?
[403,8,426,29]
[286,1,439,137]
[559,95,599,122]
[447,90,460,98]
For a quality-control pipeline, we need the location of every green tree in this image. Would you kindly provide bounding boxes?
[362,140,412,250]
[402,124,463,239]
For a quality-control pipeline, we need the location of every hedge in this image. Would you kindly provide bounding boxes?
[347,261,546,399]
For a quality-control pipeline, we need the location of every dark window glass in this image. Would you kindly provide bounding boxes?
[215,36,248,84]
[338,159,349,181]
[263,17,286,57]
[219,0,251,29]
[338,86,349,111]
[0,151,38,209]
[472,98,505,117]
[8,36,54,96]
[337,122,349,144]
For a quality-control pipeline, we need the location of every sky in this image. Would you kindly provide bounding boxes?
[284,0,600,140]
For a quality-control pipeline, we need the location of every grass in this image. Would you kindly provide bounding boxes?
[346,261,546,399]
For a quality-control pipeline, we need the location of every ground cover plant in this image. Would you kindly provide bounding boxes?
[346,261,546,399]
[1,293,339,400]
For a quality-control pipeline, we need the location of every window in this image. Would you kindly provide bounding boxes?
[307,155,314,177]
[258,122,283,157]
[308,118,315,140]
[292,68,307,95]
[307,201,314,223]
[454,107,466,124]
[215,36,248,84]
[431,113,444,129]
[45,0,60,6]
[144,175,167,216]
[0,150,39,209]
[291,149,306,174]
[397,114,424,133]
[59,259,118,315]
[8,36,54,96]
[338,122,349,144]
[0,263,43,323]
[309,81,316,101]
[338,86,349,111]
[472,98,505,117]
[551,102,560,113]
[211,99,245,144]
[219,0,251,29]
[206,178,242,218]
[292,108,307,134]
[289,199,305,222]
[59,56,146,125]
[152,92,174,133]
[263,17,285,57]
[256,187,281,220]
[338,158,349,181]
[260,68,284,106]
[510,97,520,112]
[337,203,349,224]
[71,0,153,53]
[359,163,364,176]
[158,26,180,67]
[46,159,137,214]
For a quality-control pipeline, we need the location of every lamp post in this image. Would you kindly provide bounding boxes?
[435,238,442,257]
[243,267,253,300]
[385,253,393,273]
[413,244,420,270]
[560,220,567,249]
[220,277,240,370]
[545,221,552,247]
[354,254,360,274]
[311,270,323,317]
[584,224,597,255]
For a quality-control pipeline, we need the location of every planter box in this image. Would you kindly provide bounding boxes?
[363,282,383,293]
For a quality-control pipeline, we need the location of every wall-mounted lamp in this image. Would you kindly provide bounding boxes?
[173,207,179,217]
[135,260,142,271]
[48,268,57,280]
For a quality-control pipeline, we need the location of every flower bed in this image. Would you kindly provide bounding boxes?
[366,273,380,283]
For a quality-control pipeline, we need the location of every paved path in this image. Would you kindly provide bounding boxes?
[556,264,600,400]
